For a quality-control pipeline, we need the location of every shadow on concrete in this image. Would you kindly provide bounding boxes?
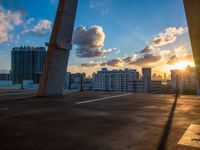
[157,95,179,150]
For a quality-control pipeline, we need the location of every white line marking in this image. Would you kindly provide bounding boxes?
[76,93,132,105]
[0,92,36,96]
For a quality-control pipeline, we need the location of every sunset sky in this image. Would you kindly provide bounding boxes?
[0,0,195,76]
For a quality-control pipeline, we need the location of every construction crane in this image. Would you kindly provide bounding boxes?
[38,0,78,96]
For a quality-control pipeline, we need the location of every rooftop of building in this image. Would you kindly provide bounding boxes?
[95,68,138,74]
[12,46,46,51]
[0,89,200,150]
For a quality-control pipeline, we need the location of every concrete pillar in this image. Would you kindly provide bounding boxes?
[184,0,200,86]
[38,0,78,96]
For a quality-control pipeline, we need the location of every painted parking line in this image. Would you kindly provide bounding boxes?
[76,93,132,105]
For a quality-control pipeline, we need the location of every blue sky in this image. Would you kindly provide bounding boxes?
[0,0,194,76]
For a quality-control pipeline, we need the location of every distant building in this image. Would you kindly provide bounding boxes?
[133,80,143,92]
[11,46,46,84]
[152,73,157,80]
[142,68,151,92]
[0,73,10,81]
[93,68,141,92]
[168,66,199,95]
[151,80,162,93]
[64,72,86,90]
[93,68,109,91]
[93,68,161,93]
[83,78,93,90]
[64,72,70,89]
[164,73,167,79]
[142,68,162,93]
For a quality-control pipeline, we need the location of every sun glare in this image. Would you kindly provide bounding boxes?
[171,61,194,70]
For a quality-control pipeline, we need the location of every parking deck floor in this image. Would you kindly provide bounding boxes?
[0,90,200,150]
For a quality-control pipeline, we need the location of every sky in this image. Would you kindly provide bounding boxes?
[0,0,195,77]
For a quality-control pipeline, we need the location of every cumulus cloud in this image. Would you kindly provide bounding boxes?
[75,48,113,58]
[73,25,115,58]
[81,62,98,67]
[100,58,124,67]
[76,26,191,73]
[123,56,134,63]
[140,45,154,53]
[22,19,52,35]
[167,54,193,65]
[81,58,124,68]
[80,53,161,68]
[167,55,177,65]
[123,54,138,63]
[113,47,121,55]
[23,17,35,27]
[152,27,187,46]
[129,54,161,66]
[0,5,22,43]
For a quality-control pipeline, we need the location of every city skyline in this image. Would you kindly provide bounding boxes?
[0,0,195,76]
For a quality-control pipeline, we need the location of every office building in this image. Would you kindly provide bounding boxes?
[168,66,199,94]
[0,73,10,81]
[142,68,152,92]
[93,68,162,93]
[64,72,86,90]
[93,68,140,91]
[151,80,162,93]
[11,46,46,84]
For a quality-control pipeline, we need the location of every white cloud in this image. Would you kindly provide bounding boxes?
[152,27,188,46]
[90,0,111,14]
[129,54,161,66]
[73,25,116,58]
[23,19,52,35]
[140,45,154,53]
[81,62,98,67]
[73,26,191,75]
[24,17,35,27]
[100,58,124,67]
[80,58,124,69]
[0,5,22,43]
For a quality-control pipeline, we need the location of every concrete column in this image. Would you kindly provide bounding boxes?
[184,0,200,86]
[38,0,78,96]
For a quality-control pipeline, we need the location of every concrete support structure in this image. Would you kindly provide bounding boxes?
[184,0,200,85]
[38,0,78,96]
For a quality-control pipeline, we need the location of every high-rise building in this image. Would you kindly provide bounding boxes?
[64,72,86,90]
[152,73,157,80]
[168,66,199,94]
[93,68,162,93]
[142,68,151,80]
[0,73,10,81]
[64,72,70,89]
[11,46,46,84]
[151,80,162,93]
[142,68,151,92]
[93,68,140,92]
[164,73,167,79]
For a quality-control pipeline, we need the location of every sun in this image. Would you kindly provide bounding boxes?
[171,61,194,70]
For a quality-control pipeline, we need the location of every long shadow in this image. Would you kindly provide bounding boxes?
[157,95,179,150]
